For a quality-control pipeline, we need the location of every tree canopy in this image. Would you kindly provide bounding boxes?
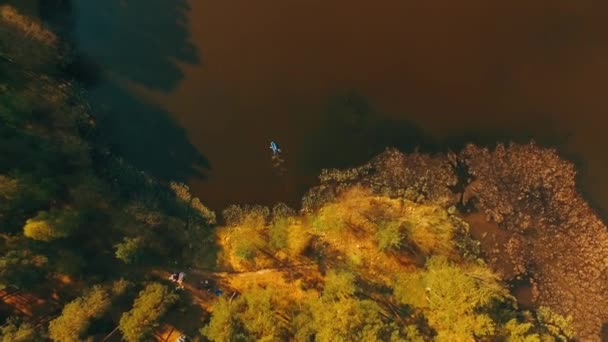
[48,286,111,342]
[118,283,178,342]
[205,187,574,341]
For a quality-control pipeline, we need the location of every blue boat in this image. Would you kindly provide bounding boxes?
[270,141,282,154]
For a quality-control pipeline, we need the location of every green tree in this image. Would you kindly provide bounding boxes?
[376,219,403,251]
[400,324,426,342]
[114,237,144,264]
[227,220,269,263]
[536,306,575,341]
[222,205,246,226]
[221,206,273,264]
[296,270,390,341]
[311,205,346,236]
[403,205,454,256]
[0,175,18,228]
[238,287,287,341]
[393,256,508,341]
[48,286,111,342]
[0,317,40,342]
[292,309,315,342]
[322,270,356,300]
[0,175,17,202]
[272,202,295,219]
[301,185,336,213]
[503,319,542,342]
[269,203,296,250]
[498,309,575,341]
[111,278,134,297]
[202,286,291,341]
[0,249,46,290]
[200,297,246,342]
[119,283,178,342]
[233,231,263,261]
[308,296,386,341]
[170,181,216,225]
[53,249,86,276]
[0,174,58,232]
[23,207,80,241]
[269,216,289,250]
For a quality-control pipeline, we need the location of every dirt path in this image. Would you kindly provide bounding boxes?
[152,263,319,341]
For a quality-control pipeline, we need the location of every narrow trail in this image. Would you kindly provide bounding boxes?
[187,263,317,278]
[152,262,319,306]
[152,262,319,341]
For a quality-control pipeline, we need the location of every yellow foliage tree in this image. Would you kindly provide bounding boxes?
[393,256,507,341]
[23,208,80,241]
[48,286,110,342]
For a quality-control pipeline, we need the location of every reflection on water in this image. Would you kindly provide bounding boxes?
[271,154,286,177]
[34,0,211,183]
[72,0,198,92]
[34,0,608,216]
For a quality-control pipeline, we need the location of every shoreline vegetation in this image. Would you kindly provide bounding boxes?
[1,5,606,341]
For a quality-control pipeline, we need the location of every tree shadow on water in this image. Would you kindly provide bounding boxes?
[300,91,577,186]
[38,0,210,182]
[42,0,199,92]
[299,91,438,173]
[92,82,210,181]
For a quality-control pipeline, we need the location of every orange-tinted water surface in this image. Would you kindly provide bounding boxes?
[55,0,608,212]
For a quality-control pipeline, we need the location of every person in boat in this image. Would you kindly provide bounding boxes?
[270,141,282,154]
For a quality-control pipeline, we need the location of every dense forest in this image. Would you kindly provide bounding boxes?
[0,6,215,341]
[1,5,608,341]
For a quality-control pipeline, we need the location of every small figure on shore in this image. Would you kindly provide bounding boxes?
[199,279,212,293]
[170,272,185,289]
[177,272,185,289]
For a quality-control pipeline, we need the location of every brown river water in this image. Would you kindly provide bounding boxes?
[15,0,608,215]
